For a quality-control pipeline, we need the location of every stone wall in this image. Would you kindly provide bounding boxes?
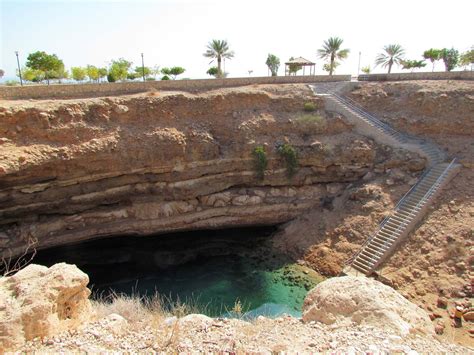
[358,71,474,82]
[0,75,351,100]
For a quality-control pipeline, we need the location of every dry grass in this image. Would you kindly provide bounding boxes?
[91,291,207,324]
[295,113,327,132]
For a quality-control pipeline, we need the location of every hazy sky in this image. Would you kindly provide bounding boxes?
[1,0,473,82]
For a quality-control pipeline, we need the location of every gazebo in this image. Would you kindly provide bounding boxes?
[284,57,316,76]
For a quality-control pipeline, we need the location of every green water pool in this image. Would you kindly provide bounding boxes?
[94,253,323,318]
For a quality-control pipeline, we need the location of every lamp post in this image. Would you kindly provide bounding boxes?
[141,53,145,81]
[357,51,361,76]
[15,51,23,86]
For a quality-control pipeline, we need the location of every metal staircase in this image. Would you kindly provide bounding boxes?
[309,82,461,276]
[343,159,460,276]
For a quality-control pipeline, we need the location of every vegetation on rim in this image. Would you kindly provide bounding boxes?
[277,143,298,178]
[252,146,268,180]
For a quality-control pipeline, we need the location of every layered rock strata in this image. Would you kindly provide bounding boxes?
[0,85,425,258]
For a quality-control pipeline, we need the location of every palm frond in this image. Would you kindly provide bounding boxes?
[337,48,350,59]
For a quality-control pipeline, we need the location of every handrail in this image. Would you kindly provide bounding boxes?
[344,167,432,266]
[382,159,456,249]
[333,93,401,136]
[346,159,457,270]
[332,93,442,157]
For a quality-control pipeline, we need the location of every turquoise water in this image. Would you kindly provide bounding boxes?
[96,254,319,318]
[31,228,322,318]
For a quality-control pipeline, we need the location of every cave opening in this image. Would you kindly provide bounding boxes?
[30,226,323,318]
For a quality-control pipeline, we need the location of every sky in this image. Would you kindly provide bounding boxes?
[0,0,473,82]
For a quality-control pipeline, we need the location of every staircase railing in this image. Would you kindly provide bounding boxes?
[343,167,431,267]
[345,158,457,272]
[332,93,403,138]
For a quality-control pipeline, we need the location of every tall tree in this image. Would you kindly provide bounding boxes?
[134,66,152,79]
[459,47,474,70]
[375,44,405,73]
[422,49,441,72]
[440,48,459,71]
[52,64,69,83]
[203,40,234,78]
[317,37,349,75]
[98,67,108,82]
[26,51,64,85]
[108,58,132,82]
[161,67,185,80]
[265,54,280,76]
[71,67,87,82]
[86,65,100,82]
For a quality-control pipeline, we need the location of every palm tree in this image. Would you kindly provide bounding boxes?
[375,44,405,73]
[203,40,234,78]
[317,37,349,75]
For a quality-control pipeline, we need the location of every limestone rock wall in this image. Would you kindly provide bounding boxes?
[0,85,424,258]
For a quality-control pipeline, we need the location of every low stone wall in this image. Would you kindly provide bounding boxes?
[358,71,474,82]
[0,75,351,100]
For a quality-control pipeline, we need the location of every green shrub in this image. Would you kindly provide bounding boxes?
[277,143,298,178]
[5,80,19,86]
[106,73,116,83]
[303,102,316,112]
[161,75,170,80]
[252,146,268,180]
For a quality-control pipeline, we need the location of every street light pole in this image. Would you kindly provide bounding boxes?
[15,51,23,86]
[141,53,145,82]
[357,51,361,76]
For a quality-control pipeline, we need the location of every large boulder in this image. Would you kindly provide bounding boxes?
[0,263,92,350]
[302,276,434,336]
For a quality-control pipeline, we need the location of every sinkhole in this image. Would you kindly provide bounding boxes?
[31,226,323,318]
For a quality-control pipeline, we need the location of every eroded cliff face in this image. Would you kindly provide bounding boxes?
[0,84,424,258]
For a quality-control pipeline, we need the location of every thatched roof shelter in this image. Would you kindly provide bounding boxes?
[285,57,316,76]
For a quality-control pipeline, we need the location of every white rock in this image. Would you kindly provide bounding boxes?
[0,263,92,350]
[101,313,128,335]
[302,276,434,336]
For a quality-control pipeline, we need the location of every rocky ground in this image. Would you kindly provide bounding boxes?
[18,314,470,353]
[3,264,471,353]
[1,81,473,351]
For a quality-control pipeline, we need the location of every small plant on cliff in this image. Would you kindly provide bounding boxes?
[296,114,326,131]
[1,235,37,276]
[303,102,316,112]
[252,146,268,180]
[277,143,298,178]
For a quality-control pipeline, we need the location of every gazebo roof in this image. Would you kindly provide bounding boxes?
[285,57,315,65]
